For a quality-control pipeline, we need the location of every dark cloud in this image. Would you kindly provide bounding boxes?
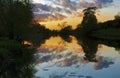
[33,3,51,12]
[94,56,114,70]
[39,55,52,62]
[95,0,114,8]
[35,47,84,67]
[96,0,113,5]
[33,0,114,21]
[33,13,66,22]
[76,1,95,9]
[61,55,79,66]
[55,0,114,11]
[33,3,67,21]
[60,0,77,10]
[34,13,54,21]
[54,13,66,20]
[54,7,62,12]
[77,0,114,9]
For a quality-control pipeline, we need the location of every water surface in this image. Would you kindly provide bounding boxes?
[34,36,120,78]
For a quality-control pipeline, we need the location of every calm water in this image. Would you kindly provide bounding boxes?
[34,36,120,78]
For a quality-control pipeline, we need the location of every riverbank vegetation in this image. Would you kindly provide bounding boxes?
[0,0,36,78]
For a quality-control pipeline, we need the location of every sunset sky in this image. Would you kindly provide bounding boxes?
[33,0,120,30]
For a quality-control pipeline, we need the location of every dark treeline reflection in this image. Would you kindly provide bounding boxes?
[72,35,120,62]
[0,40,35,78]
[76,36,98,62]
[34,35,117,76]
[35,34,120,63]
[58,33,120,63]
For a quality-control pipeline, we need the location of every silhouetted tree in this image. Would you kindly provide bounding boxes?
[0,0,33,42]
[0,1,36,78]
[115,12,120,20]
[0,1,8,37]
[7,1,33,40]
[80,7,97,31]
[60,26,72,35]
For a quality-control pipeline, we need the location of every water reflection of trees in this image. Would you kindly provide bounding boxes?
[35,35,120,64]
[76,36,98,62]
[73,35,120,62]
[34,35,120,78]
[0,40,35,78]
[61,35,119,70]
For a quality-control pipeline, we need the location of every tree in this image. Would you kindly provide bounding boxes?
[115,12,120,20]
[80,7,97,31]
[0,1,35,78]
[0,0,33,42]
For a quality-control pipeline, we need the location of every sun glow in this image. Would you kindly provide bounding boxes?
[39,16,82,30]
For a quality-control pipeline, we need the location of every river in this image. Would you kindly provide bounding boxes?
[34,36,120,78]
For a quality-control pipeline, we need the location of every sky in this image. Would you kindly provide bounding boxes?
[33,0,120,30]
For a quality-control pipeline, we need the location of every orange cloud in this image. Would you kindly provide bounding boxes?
[61,0,67,6]
[76,12,84,17]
